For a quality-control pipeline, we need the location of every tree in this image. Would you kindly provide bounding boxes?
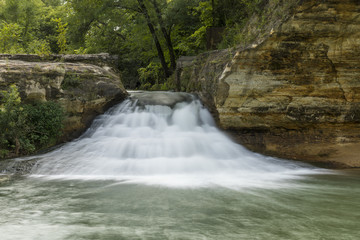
[52,18,68,53]
[137,0,170,77]
[67,0,204,87]
[150,0,176,71]
[0,21,23,53]
[0,0,65,54]
[0,0,45,43]
[0,0,267,88]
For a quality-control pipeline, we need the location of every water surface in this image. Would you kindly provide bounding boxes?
[0,172,359,240]
[1,92,359,239]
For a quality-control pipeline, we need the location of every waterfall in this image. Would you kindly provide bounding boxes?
[31,92,321,188]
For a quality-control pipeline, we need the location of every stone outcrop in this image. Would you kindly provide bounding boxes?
[0,53,119,69]
[0,54,128,141]
[180,0,360,168]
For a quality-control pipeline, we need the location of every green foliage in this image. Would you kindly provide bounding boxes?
[0,84,22,111]
[138,82,152,90]
[0,0,67,54]
[0,85,64,159]
[194,1,213,27]
[26,39,52,56]
[0,85,30,156]
[52,18,68,54]
[23,101,64,148]
[73,47,87,55]
[0,21,24,53]
[138,62,164,86]
[0,85,24,138]
[42,0,64,7]
[38,3,69,53]
[138,82,170,91]
[0,0,275,89]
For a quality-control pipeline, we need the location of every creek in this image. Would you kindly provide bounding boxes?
[0,92,359,239]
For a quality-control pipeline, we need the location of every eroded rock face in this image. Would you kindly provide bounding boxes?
[0,54,128,141]
[182,0,360,167]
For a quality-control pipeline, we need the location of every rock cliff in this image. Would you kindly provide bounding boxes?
[0,54,128,141]
[180,0,360,168]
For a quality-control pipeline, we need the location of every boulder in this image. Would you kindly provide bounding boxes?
[0,54,128,141]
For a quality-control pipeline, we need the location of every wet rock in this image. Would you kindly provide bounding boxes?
[130,91,195,107]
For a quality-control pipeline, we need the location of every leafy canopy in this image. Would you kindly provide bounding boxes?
[0,0,268,87]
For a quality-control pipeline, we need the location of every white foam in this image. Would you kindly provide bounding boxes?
[31,92,325,189]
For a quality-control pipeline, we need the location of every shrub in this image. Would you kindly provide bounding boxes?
[0,84,26,155]
[26,39,52,56]
[24,101,64,148]
[0,85,64,158]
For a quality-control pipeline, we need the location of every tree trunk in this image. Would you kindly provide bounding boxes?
[15,136,20,156]
[211,0,215,27]
[137,0,170,78]
[151,0,176,71]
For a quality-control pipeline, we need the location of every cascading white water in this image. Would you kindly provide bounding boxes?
[31,92,321,188]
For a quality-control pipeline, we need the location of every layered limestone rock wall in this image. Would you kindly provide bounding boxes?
[180,0,360,167]
[0,54,128,141]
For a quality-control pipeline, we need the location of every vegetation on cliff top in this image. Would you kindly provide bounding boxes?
[0,0,271,89]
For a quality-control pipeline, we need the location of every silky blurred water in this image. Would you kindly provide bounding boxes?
[0,92,359,239]
[0,172,359,240]
[30,93,322,188]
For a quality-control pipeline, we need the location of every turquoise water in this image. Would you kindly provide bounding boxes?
[0,171,359,240]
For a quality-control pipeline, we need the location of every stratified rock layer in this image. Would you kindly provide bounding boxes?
[183,0,360,167]
[0,54,128,141]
